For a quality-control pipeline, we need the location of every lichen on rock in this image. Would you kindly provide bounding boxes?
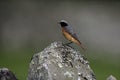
[27,41,96,80]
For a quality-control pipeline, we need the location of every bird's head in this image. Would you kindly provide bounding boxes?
[59,20,68,27]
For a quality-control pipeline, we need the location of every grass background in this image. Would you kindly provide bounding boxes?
[0,47,120,80]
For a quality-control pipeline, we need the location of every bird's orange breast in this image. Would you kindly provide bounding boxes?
[62,28,81,45]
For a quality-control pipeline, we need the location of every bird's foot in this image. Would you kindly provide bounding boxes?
[63,42,73,48]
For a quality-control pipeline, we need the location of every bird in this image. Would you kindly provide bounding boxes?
[59,20,85,51]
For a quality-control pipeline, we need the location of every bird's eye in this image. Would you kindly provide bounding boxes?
[60,22,68,26]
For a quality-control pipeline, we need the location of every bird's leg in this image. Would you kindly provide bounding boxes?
[63,42,73,47]
[65,42,73,45]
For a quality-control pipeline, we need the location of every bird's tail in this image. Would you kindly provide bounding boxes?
[80,44,86,52]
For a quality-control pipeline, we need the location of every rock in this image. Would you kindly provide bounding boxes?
[27,41,96,80]
[0,68,17,80]
[107,75,117,80]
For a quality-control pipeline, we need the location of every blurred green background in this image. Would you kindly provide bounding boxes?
[0,1,120,80]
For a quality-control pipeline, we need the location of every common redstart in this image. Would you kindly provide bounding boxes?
[59,20,85,51]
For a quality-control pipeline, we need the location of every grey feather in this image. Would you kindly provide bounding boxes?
[65,25,79,41]
[60,20,79,41]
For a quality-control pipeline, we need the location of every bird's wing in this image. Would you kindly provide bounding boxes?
[72,33,80,41]
[65,25,74,34]
[65,25,79,41]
